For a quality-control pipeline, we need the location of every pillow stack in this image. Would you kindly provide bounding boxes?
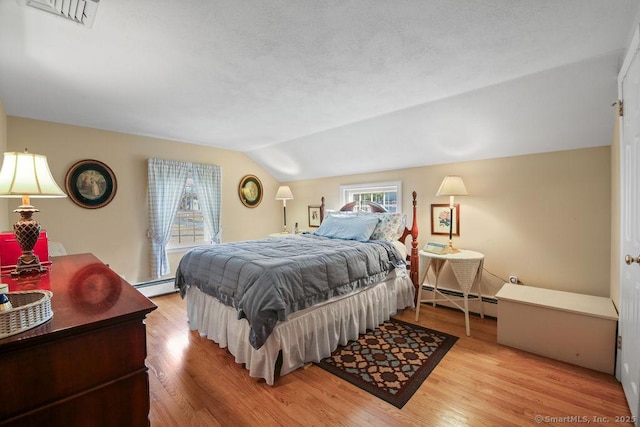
[314,214,379,241]
[315,211,405,242]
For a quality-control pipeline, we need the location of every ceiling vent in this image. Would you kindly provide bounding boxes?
[22,0,100,28]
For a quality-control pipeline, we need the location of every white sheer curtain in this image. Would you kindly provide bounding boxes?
[147,159,190,278]
[191,163,223,243]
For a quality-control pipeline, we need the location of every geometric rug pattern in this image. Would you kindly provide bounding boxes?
[315,318,458,408]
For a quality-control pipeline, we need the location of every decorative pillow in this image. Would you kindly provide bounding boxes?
[366,212,403,241]
[324,209,355,216]
[397,214,407,238]
[314,214,379,242]
[323,209,356,218]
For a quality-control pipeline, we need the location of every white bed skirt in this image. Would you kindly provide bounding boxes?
[186,269,416,385]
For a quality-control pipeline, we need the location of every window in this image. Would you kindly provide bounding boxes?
[169,175,210,248]
[340,181,402,213]
[148,159,221,278]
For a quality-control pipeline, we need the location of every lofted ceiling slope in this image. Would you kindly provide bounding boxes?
[0,1,638,181]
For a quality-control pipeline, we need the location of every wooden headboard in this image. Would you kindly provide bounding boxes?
[318,192,419,296]
[339,200,387,213]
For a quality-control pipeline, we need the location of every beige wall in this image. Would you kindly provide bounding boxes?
[6,117,282,283]
[0,102,7,231]
[4,115,612,297]
[286,146,612,298]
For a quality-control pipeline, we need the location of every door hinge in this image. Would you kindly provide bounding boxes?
[618,335,622,350]
[618,100,624,117]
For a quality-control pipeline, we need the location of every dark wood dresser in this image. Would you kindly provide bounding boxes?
[0,254,157,426]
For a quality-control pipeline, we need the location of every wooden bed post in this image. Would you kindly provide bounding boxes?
[397,191,419,301]
[409,191,419,300]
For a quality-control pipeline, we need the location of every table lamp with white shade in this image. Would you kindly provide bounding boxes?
[436,175,468,254]
[0,150,67,275]
[275,185,294,233]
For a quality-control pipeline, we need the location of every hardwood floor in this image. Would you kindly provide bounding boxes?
[145,293,633,426]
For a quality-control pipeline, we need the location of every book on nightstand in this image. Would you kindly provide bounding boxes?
[423,242,446,254]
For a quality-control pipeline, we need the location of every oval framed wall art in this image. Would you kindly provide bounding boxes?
[238,174,263,208]
[65,159,117,209]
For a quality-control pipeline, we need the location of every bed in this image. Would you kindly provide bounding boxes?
[175,192,419,384]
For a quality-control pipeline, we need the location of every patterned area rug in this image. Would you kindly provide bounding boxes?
[315,318,458,408]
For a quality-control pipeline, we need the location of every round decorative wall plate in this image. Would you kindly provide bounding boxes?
[65,159,117,209]
[238,174,263,208]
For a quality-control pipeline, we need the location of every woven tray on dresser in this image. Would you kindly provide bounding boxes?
[0,290,53,339]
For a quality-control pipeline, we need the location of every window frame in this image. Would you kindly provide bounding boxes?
[339,181,403,213]
[166,174,211,253]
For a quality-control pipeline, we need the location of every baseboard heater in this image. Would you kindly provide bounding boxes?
[419,285,498,305]
[134,278,177,298]
[134,278,175,288]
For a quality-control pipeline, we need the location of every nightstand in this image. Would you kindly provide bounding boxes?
[415,249,484,336]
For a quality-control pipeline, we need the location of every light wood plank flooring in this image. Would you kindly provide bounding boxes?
[145,293,633,426]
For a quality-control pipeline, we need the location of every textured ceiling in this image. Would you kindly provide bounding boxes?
[0,1,638,181]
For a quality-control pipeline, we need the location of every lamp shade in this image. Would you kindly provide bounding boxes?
[436,176,468,197]
[275,186,294,200]
[0,150,66,275]
[0,151,66,198]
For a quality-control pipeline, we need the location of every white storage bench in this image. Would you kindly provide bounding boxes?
[495,283,618,374]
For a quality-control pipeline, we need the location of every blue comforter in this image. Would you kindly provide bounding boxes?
[175,234,405,349]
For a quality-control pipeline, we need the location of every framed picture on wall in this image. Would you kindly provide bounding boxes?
[65,159,117,209]
[431,203,460,236]
[308,205,322,227]
[238,174,263,208]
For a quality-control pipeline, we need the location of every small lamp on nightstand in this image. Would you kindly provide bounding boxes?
[436,175,467,254]
[0,149,67,275]
[275,185,294,233]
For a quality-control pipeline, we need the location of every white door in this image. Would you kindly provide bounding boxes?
[618,25,640,423]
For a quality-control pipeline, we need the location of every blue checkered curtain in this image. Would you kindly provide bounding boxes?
[147,159,189,278]
[191,163,223,244]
